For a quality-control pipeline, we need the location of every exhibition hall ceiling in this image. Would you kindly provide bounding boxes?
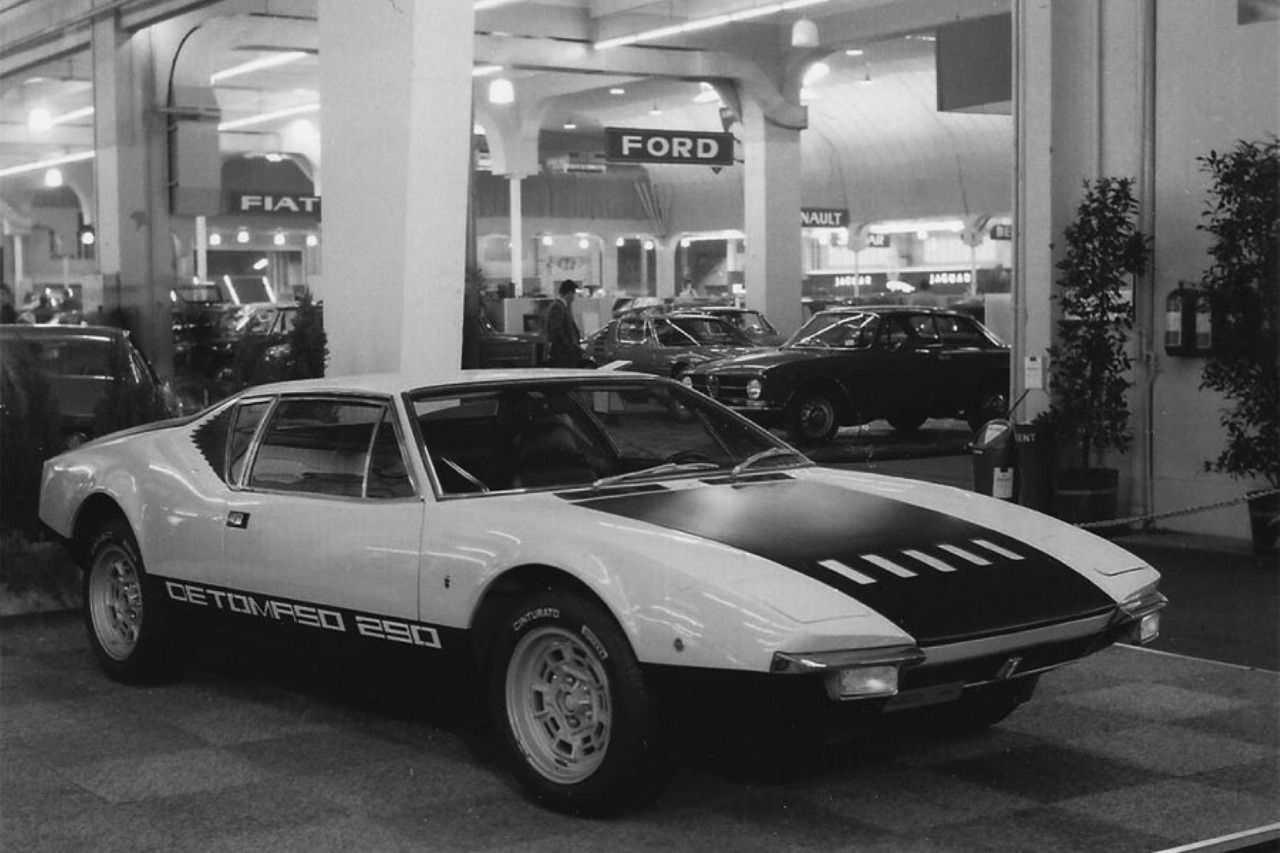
[0,0,1013,221]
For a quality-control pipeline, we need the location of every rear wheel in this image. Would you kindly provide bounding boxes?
[83,520,185,684]
[489,589,663,815]
[788,391,839,445]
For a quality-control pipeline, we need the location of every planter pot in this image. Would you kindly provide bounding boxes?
[1053,468,1119,526]
[1247,491,1280,555]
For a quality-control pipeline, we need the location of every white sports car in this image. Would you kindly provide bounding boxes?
[39,369,1165,814]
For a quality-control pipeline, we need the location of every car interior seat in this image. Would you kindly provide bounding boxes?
[511,418,597,489]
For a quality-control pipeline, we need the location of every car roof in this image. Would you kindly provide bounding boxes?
[815,305,959,316]
[239,367,659,397]
[0,324,128,341]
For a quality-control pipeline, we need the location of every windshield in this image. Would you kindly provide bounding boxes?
[411,378,807,495]
[666,315,752,346]
[785,312,878,349]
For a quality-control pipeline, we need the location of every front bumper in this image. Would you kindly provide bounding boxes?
[769,590,1167,705]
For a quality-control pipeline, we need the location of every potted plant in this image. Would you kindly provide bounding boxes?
[1048,176,1152,523]
[1197,137,1279,554]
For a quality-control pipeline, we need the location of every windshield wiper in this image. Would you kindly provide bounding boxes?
[730,447,810,480]
[592,461,719,489]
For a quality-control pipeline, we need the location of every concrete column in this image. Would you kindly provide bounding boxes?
[508,176,524,296]
[655,238,677,299]
[92,16,174,373]
[600,235,619,295]
[320,0,474,375]
[740,98,803,338]
[1011,0,1054,422]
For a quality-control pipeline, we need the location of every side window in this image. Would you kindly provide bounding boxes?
[618,317,645,344]
[228,400,271,485]
[910,314,940,343]
[936,315,987,348]
[247,399,382,497]
[367,411,415,498]
[879,317,912,350]
[653,318,696,346]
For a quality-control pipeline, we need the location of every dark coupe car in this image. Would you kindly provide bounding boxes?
[686,306,1010,445]
[586,311,761,378]
[0,324,174,450]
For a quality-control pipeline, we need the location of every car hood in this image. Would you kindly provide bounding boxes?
[553,468,1149,647]
[691,347,828,372]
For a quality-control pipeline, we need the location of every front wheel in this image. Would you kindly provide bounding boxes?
[489,590,663,815]
[787,392,839,445]
[83,520,185,684]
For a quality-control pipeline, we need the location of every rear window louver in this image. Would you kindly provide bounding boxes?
[192,408,233,484]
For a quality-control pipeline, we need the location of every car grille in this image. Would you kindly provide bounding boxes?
[691,374,752,406]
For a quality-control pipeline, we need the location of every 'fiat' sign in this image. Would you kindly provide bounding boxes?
[605,127,734,166]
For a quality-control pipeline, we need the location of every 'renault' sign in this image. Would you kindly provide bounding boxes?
[605,127,734,166]
[231,193,322,217]
[801,208,848,228]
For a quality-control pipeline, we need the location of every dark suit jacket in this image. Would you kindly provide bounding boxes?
[545,298,582,366]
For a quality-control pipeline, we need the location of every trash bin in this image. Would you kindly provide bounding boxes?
[971,419,1016,500]
[1013,422,1055,512]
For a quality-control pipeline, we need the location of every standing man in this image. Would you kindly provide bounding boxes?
[545,279,584,367]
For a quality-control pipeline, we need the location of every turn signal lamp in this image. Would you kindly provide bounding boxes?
[746,378,762,400]
[825,665,898,700]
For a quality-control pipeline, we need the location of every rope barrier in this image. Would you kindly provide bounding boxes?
[1075,486,1280,530]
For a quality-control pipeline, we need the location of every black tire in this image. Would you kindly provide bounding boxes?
[787,391,840,445]
[83,520,185,684]
[886,411,927,433]
[488,589,663,815]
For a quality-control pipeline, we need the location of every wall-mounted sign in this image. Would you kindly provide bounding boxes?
[801,208,848,228]
[231,193,322,217]
[866,232,890,248]
[990,223,1013,240]
[833,273,875,288]
[928,271,973,286]
[605,127,734,166]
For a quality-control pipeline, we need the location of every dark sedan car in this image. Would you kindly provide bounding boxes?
[697,306,785,346]
[0,324,174,450]
[685,306,1010,445]
[586,312,761,378]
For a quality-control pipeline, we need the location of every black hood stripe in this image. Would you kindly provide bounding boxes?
[568,479,1114,645]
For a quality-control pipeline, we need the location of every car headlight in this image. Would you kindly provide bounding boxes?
[1115,583,1167,645]
[771,645,925,701]
[681,375,693,388]
[746,378,762,400]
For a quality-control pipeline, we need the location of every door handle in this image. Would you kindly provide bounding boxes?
[226,511,250,529]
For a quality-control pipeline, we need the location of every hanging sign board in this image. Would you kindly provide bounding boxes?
[605,127,734,166]
[801,208,848,228]
[231,193,322,217]
[990,223,1013,240]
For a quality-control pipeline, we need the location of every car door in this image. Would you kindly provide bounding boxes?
[221,394,424,621]
[931,313,1008,414]
[609,315,650,371]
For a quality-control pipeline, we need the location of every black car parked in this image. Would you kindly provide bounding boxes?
[685,306,1009,445]
[586,312,760,379]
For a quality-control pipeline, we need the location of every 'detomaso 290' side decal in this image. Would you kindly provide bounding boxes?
[161,578,448,650]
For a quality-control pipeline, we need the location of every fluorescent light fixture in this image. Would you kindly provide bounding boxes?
[43,167,63,187]
[475,0,520,9]
[0,150,95,178]
[845,48,865,56]
[488,78,514,105]
[253,258,270,270]
[595,0,828,50]
[218,102,319,131]
[609,87,626,95]
[472,64,503,77]
[869,219,965,235]
[211,51,308,85]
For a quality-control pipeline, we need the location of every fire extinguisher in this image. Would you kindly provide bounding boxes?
[1165,286,1196,356]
